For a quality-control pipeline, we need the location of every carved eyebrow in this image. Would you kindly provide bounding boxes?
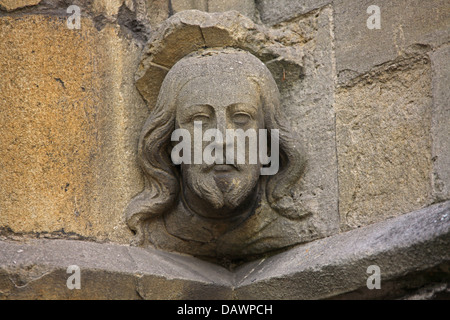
[177,105,213,123]
[228,103,258,112]
[228,103,258,115]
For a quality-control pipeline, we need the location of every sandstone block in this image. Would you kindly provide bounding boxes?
[171,0,255,19]
[336,55,433,230]
[0,0,41,11]
[0,15,148,243]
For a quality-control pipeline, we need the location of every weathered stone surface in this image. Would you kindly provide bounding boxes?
[431,45,450,202]
[1,201,448,299]
[255,0,332,25]
[0,16,148,243]
[136,10,306,106]
[276,7,339,240]
[336,54,433,230]
[0,0,41,11]
[208,0,255,19]
[0,239,231,299]
[171,0,208,13]
[144,0,170,29]
[334,0,450,84]
[92,0,126,17]
[234,201,450,299]
[171,0,255,19]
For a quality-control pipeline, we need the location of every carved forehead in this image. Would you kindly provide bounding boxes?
[176,73,260,110]
[164,48,274,92]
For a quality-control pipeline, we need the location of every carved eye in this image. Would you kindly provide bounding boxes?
[192,113,210,123]
[232,112,251,125]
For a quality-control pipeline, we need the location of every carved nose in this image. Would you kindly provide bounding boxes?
[215,116,229,136]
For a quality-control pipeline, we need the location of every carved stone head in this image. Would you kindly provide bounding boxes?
[126,48,310,263]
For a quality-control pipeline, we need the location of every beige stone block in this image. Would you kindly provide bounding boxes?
[336,56,433,230]
[208,0,255,18]
[92,0,125,16]
[0,16,148,243]
[171,0,208,13]
[145,0,170,28]
[171,0,255,19]
[0,0,41,11]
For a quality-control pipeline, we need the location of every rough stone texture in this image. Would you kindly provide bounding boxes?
[277,7,339,240]
[91,0,127,17]
[336,54,433,230]
[171,0,208,13]
[255,0,332,25]
[431,45,450,202]
[208,0,255,19]
[0,239,231,299]
[1,201,448,299]
[333,0,450,85]
[330,264,450,300]
[0,0,41,11]
[234,201,450,299]
[171,0,256,19]
[144,0,170,29]
[0,16,148,243]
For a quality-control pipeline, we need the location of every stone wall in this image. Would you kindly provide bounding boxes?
[0,0,449,299]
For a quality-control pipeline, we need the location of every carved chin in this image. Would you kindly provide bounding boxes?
[186,168,259,211]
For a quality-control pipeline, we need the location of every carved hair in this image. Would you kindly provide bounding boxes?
[125,48,305,245]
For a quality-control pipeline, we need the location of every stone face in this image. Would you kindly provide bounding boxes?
[333,0,450,84]
[431,45,450,202]
[0,16,148,243]
[255,0,332,25]
[336,54,433,230]
[129,9,339,262]
[129,48,313,262]
[0,0,41,11]
[1,201,448,299]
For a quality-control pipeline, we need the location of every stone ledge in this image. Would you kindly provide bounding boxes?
[0,201,448,299]
[234,200,450,299]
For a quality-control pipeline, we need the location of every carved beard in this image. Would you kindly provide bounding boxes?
[183,164,260,213]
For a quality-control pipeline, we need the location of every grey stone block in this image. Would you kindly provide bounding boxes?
[333,0,450,84]
[234,201,450,299]
[256,0,332,25]
[431,45,450,202]
[0,240,231,299]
